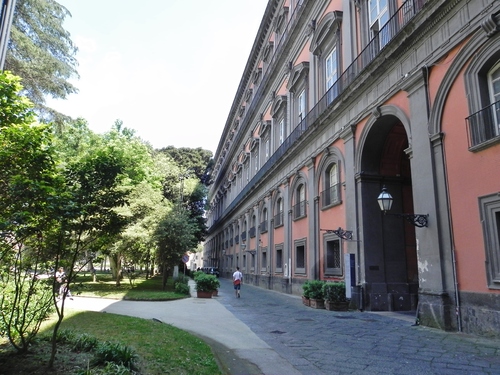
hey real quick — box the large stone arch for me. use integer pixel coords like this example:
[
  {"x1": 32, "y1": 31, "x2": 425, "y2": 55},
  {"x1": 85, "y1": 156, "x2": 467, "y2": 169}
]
[{"x1": 355, "y1": 105, "x2": 418, "y2": 312}]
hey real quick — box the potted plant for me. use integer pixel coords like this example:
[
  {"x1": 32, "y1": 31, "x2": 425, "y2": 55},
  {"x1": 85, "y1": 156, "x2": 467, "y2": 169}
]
[
  {"x1": 194, "y1": 273, "x2": 220, "y2": 298},
  {"x1": 323, "y1": 281, "x2": 350, "y2": 311},
  {"x1": 308, "y1": 280, "x2": 326, "y2": 309},
  {"x1": 302, "y1": 280, "x2": 312, "y2": 306}
]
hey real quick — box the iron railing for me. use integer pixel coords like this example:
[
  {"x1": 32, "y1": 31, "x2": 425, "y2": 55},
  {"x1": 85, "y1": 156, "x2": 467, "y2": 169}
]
[
  {"x1": 293, "y1": 201, "x2": 307, "y2": 220},
  {"x1": 249, "y1": 226, "x2": 256, "y2": 238},
  {"x1": 260, "y1": 220, "x2": 268, "y2": 233},
  {"x1": 274, "y1": 212, "x2": 284, "y2": 227},
  {"x1": 320, "y1": 183, "x2": 341, "y2": 208},
  {"x1": 466, "y1": 100, "x2": 500, "y2": 148}
]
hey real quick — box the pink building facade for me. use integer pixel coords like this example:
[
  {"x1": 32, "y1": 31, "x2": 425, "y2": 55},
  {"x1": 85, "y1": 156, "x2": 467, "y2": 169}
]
[{"x1": 205, "y1": 0, "x2": 500, "y2": 337}]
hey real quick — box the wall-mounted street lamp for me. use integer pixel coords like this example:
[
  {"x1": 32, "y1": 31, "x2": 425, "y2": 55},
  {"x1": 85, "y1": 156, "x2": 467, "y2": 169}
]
[
  {"x1": 320, "y1": 227, "x2": 353, "y2": 240},
  {"x1": 377, "y1": 186, "x2": 428, "y2": 228}
]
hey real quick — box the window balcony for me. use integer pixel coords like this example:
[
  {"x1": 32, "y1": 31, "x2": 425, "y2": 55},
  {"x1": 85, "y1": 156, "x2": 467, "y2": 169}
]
[
  {"x1": 293, "y1": 201, "x2": 307, "y2": 220},
  {"x1": 241, "y1": 231, "x2": 247, "y2": 241},
  {"x1": 466, "y1": 100, "x2": 500, "y2": 149},
  {"x1": 274, "y1": 212, "x2": 284, "y2": 228},
  {"x1": 259, "y1": 220, "x2": 268, "y2": 233},
  {"x1": 249, "y1": 227, "x2": 256, "y2": 238},
  {"x1": 321, "y1": 183, "x2": 341, "y2": 208}
]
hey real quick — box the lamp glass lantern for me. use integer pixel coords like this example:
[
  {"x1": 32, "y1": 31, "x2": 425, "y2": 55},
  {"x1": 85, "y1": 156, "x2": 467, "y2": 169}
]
[{"x1": 377, "y1": 186, "x2": 393, "y2": 212}]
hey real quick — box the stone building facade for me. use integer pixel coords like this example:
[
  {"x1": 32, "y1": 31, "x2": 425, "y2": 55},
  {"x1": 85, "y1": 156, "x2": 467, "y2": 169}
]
[{"x1": 205, "y1": 0, "x2": 500, "y2": 337}]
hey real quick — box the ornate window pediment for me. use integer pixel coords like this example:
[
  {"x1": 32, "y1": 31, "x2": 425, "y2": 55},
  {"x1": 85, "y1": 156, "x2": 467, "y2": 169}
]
[
  {"x1": 271, "y1": 95, "x2": 288, "y2": 117},
  {"x1": 250, "y1": 137, "x2": 260, "y2": 151},
  {"x1": 263, "y1": 41, "x2": 274, "y2": 62},
  {"x1": 287, "y1": 62, "x2": 310, "y2": 93},
  {"x1": 275, "y1": 6, "x2": 289, "y2": 32},
  {"x1": 310, "y1": 11, "x2": 343, "y2": 56},
  {"x1": 253, "y1": 68, "x2": 262, "y2": 84},
  {"x1": 245, "y1": 88, "x2": 253, "y2": 102},
  {"x1": 259, "y1": 120, "x2": 272, "y2": 137}
]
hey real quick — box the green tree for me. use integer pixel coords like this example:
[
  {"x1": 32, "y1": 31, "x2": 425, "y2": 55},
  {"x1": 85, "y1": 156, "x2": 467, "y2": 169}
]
[
  {"x1": 155, "y1": 205, "x2": 198, "y2": 289},
  {"x1": 47, "y1": 144, "x2": 132, "y2": 367},
  {"x1": 158, "y1": 146, "x2": 213, "y2": 185},
  {"x1": 5, "y1": 0, "x2": 79, "y2": 121},
  {"x1": 0, "y1": 72, "x2": 61, "y2": 354}
]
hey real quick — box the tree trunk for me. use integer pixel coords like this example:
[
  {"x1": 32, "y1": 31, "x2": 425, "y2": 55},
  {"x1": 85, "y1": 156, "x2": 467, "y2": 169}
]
[
  {"x1": 162, "y1": 264, "x2": 169, "y2": 290},
  {"x1": 109, "y1": 253, "x2": 122, "y2": 286}
]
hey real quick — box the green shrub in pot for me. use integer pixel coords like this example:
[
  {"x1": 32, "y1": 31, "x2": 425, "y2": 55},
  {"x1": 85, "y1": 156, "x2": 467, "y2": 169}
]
[{"x1": 323, "y1": 281, "x2": 347, "y2": 303}]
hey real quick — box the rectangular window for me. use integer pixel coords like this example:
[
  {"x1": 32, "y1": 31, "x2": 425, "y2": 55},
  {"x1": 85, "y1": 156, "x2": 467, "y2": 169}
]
[
  {"x1": 276, "y1": 246, "x2": 283, "y2": 271},
  {"x1": 265, "y1": 139, "x2": 270, "y2": 159},
  {"x1": 296, "y1": 245, "x2": 305, "y2": 269},
  {"x1": 279, "y1": 118, "x2": 285, "y2": 145},
  {"x1": 325, "y1": 48, "x2": 338, "y2": 104},
  {"x1": 295, "y1": 239, "x2": 306, "y2": 273},
  {"x1": 298, "y1": 89, "x2": 306, "y2": 122},
  {"x1": 261, "y1": 250, "x2": 267, "y2": 272},
  {"x1": 479, "y1": 194, "x2": 500, "y2": 289},
  {"x1": 325, "y1": 238, "x2": 342, "y2": 276},
  {"x1": 369, "y1": 0, "x2": 390, "y2": 48}
]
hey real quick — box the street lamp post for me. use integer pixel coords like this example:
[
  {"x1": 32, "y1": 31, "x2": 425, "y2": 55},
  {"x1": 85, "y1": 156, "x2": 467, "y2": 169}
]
[{"x1": 377, "y1": 186, "x2": 429, "y2": 228}]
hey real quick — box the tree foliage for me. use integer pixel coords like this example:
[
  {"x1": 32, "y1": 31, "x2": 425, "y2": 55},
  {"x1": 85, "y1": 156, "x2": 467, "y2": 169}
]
[
  {"x1": 158, "y1": 146, "x2": 213, "y2": 185},
  {"x1": 155, "y1": 205, "x2": 198, "y2": 289},
  {"x1": 5, "y1": 0, "x2": 79, "y2": 121},
  {"x1": 0, "y1": 72, "x2": 61, "y2": 353},
  {"x1": 0, "y1": 72, "x2": 213, "y2": 361}
]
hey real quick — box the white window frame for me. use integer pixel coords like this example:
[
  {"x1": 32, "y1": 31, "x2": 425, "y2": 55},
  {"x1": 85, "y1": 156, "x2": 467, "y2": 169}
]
[
  {"x1": 298, "y1": 89, "x2": 306, "y2": 121},
  {"x1": 325, "y1": 48, "x2": 337, "y2": 92},
  {"x1": 369, "y1": 0, "x2": 390, "y2": 48},
  {"x1": 279, "y1": 118, "x2": 285, "y2": 145},
  {"x1": 488, "y1": 61, "x2": 500, "y2": 135}
]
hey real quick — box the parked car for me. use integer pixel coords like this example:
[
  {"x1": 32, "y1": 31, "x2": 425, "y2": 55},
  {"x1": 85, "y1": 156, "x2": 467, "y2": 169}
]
[{"x1": 208, "y1": 267, "x2": 219, "y2": 278}]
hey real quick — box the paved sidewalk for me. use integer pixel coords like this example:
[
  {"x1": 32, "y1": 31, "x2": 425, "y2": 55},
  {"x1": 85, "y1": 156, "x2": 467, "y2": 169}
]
[
  {"x1": 65, "y1": 278, "x2": 500, "y2": 375},
  {"x1": 65, "y1": 280, "x2": 298, "y2": 375}
]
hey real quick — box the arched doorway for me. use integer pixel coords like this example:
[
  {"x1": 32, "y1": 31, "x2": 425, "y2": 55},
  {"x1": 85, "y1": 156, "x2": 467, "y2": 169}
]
[{"x1": 358, "y1": 116, "x2": 418, "y2": 311}]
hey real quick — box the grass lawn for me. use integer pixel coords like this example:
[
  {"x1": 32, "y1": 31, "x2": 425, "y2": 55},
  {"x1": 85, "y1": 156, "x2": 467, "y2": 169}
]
[
  {"x1": 72, "y1": 272, "x2": 188, "y2": 300},
  {"x1": 0, "y1": 273, "x2": 222, "y2": 374}
]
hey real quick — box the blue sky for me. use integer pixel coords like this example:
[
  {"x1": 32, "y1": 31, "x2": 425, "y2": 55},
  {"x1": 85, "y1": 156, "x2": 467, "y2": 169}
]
[{"x1": 47, "y1": 0, "x2": 268, "y2": 153}]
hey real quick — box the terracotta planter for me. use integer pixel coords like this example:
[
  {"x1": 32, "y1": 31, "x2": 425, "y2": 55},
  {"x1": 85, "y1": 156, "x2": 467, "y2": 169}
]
[
  {"x1": 309, "y1": 298, "x2": 325, "y2": 309},
  {"x1": 302, "y1": 296, "x2": 310, "y2": 306},
  {"x1": 212, "y1": 289, "x2": 218, "y2": 297},
  {"x1": 197, "y1": 290, "x2": 213, "y2": 298},
  {"x1": 325, "y1": 300, "x2": 349, "y2": 311}
]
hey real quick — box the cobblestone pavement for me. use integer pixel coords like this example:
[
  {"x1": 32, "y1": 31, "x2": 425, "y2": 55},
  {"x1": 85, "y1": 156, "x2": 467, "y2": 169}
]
[{"x1": 215, "y1": 278, "x2": 500, "y2": 375}]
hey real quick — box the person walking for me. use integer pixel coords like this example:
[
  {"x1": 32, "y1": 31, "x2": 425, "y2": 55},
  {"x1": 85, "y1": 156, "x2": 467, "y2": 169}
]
[
  {"x1": 232, "y1": 267, "x2": 243, "y2": 298},
  {"x1": 55, "y1": 267, "x2": 73, "y2": 300}
]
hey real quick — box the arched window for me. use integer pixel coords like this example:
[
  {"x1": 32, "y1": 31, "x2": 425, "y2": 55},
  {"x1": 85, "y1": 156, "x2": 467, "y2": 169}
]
[
  {"x1": 242, "y1": 220, "x2": 247, "y2": 241},
  {"x1": 294, "y1": 184, "x2": 307, "y2": 219},
  {"x1": 464, "y1": 32, "x2": 500, "y2": 149},
  {"x1": 260, "y1": 207, "x2": 268, "y2": 233},
  {"x1": 250, "y1": 214, "x2": 257, "y2": 238},
  {"x1": 274, "y1": 197, "x2": 284, "y2": 227},
  {"x1": 322, "y1": 163, "x2": 340, "y2": 207}
]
